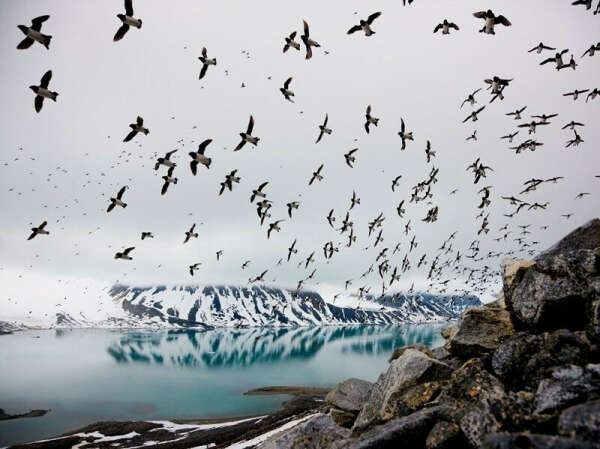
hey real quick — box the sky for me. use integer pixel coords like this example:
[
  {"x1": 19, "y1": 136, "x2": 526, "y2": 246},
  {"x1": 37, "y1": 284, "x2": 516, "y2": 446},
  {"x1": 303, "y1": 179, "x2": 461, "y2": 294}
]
[{"x1": 0, "y1": 0, "x2": 599, "y2": 309}]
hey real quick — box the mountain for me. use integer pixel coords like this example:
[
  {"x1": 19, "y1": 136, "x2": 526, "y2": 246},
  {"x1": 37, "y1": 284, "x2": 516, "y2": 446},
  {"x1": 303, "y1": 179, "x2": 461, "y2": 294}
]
[{"x1": 92, "y1": 284, "x2": 481, "y2": 328}]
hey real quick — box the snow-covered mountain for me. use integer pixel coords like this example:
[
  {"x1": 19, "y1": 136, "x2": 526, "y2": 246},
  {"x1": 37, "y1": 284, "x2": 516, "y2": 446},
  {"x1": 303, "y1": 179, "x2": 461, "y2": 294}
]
[{"x1": 94, "y1": 284, "x2": 481, "y2": 328}]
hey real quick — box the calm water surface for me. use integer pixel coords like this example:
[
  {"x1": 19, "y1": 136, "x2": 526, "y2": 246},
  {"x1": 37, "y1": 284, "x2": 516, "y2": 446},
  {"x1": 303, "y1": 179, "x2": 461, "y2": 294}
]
[{"x1": 0, "y1": 324, "x2": 445, "y2": 446}]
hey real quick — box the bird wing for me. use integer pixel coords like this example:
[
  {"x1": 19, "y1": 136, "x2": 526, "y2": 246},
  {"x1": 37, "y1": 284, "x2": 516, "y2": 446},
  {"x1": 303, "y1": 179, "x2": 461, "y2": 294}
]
[
  {"x1": 190, "y1": 161, "x2": 198, "y2": 176},
  {"x1": 199, "y1": 64, "x2": 208, "y2": 79},
  {"x1": 202, "y1": 47, "x2": 207, "y2": 58},
  {"x1": 233, "y1": 140, "x2": 246, "y2": 151},
  {"x1": 258, "y1": 181, "x2": 269, "y2": 191},
  {"x1": 31, "y1": 15, "x2": 50, "y2": 31},
  {"x1": 40, "y1": 70, "x2": 52, "y2": 88},
  {"x1": 539, "y1": 58, "x2": 554, "y2": 65},
  {"x1": 303, "y1": 20, "x2": 310, "y2": 38},
  {"x1": 433, "y1": 23, "x2": 442, "y2": 33},
  {"x1": 449, "y1": 23, "x2": 459, "y2": 30},
  {"x1": 347, "y1": 25, "x2": 362, "y2": 35},
  {"x1": 136, "y1": 116, "x2": 144, "y2": 126},
  {"x1": 367, "y1": 12, "x2": 382, "y2": 24},
  {"x1": 166, "y1": 149, "x2": 178, "y2": 159},
  {"x1": 123, "y1": 129, "x2": 137, "y2": 142},
  {"x1": 323, "y1": 113, "x2": 329, "y2": 126},
  {"x1": 117, "y1": 185, "x2": 127, "y2": 199},
  {"x1": 167, "y1": 165, "x2": 174, "y2": 177},
  {"x1": 197, "y1": 139, "x2": 212, "y2": 154},
  {"x1": 161, "y1": 181, "x2": 169, "y2": 195},
  {"x1": 495, "y1": 15, "x2": 511, "y2": 26},
  {"x1": 34, "y1": 96, "x2": 44, "y2": 113},
  {"x1": 123, "y1": 247, "x2": 135, "y2": 256},
  {"x1": 113, "y1": 23, "x2": 129, "y2": 41},
  {"x1": 473, "y1": 11, "x2": 487, "y2": 18},
  {"x1": 124, "y1": 0, "x2": 134, "y2": 17},
  {"x1": 247, "y1": 115, "x2": 254, "y2": 133}
]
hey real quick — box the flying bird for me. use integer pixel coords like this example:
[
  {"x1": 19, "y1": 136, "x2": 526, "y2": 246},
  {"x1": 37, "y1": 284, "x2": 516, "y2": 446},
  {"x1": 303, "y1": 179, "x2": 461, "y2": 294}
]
[
  {"x1": 280, "y1": 77, "x2": 295, "y2": 102},
  {"x1": 364, "y1": 105, "x2": 379, "y2": 133},
  {"x1": 301, "y1": 20, "x2": 320, "y2": 60},
  {"x1": 309, "y1": 164, "x2": 324, "y2": 185},
  {"x1": 27, "y1": 221, "x2": 49, "y2": 240},
  {"x1": 347, "y1": 12, "x2": 382, "y2": 36},
  {"x1": 123, "y1": 116, "x2": 149, "y2": 142},
  {"x1": 30, "y1": 70, "x2": 58, "y2": 113},
  {"x1": 198, "y1": 47, "x2": 217, "y2": 79},
  {"x1": 344, "y1": 148, "x2": 359, "y2": 168},
  {"x1": 434, "y1": 19, "x2": 459, "y2": 34},
  {"x1": 17, "y1": 15, "x2": 51, "y2": 49},
  {"x1": 234, "y1": 115, "x2": 259, "y2": 151},
  {"x1": 114, "y1": 247, "x2": 135, "y2": 260},
  {"x1": 473, "y1": 10, "x2": 511, "y2": 34},
  {"x1": 189, "y1": 139, "x2": 212, "y2": 175},
  {"x1": 315, "y1": 114, "x2": 332, "y2": 143},
  {"x1": 161, "y1": 166, "x2": 178, "y2": 195},
  {"x1": 184, "y1": 224, "x2": 198, "y2": 244},
  {"x1": 155, "y1": 150, "x2": 177, "y2": 171},
  {"x1": 107, "y1": 186, "x2": 128, "y2": 212},
  {"x1": 283, "y1": 31, "x2": 300, "y2": 53},
  {"x1": 113, "y1": 0, "x2": 142, "y2": 42}
]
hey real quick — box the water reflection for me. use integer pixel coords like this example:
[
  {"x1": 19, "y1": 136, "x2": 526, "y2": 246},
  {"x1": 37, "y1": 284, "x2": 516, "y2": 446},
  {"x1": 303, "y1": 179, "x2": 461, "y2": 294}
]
[{"x1": 106, "y1": 324, "x2": 445, "y2": 369}]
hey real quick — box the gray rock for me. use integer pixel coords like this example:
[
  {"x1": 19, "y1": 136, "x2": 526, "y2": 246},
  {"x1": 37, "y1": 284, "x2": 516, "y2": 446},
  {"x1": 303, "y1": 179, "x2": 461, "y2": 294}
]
[
  {"x1": 353, "y1": 349, "x2": 453, "y2": 430},
  {"x1": 258, "y1": 413, "x2": 350, "y2": 449},
  {"x1": 558, "y1": 400, "x2": 600, "y2": 441},
  {"x1": 426, "y1": 420, "x2": 465, "y2": 449},
  {"x1": 330, "y1": 408, "x2": 357, "y2": 428},
  {"x1": 534, "y1": 364, "x2": 600, "y2": 415},
  {"x1": 460, "y1": 399, "x2": 502, "y2": 448},
  {"x1": 504, "y1": 218, "x2": 600, "y2": 336},
  {"x1": 483, "y1": 432, "x2": 600, "y2": 449},
  {"x1": 325, "y1": 378, "x2": 373, "y2": 413},
  {"x1": 491, "y1": 329, "x2": 591, "y2": 391},
  {"x1": 389, "y1": 343, "x2": 434, "y2": 362},
  {"x1": 445, "y1": 306, "x2": 515, "y2": 359}
]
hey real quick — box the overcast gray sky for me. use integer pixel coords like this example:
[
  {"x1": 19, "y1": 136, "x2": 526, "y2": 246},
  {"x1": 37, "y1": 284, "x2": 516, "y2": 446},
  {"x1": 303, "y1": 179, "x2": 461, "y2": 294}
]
[{"x1": 0, "y1": 0, "x2": 598, "y2": 305}]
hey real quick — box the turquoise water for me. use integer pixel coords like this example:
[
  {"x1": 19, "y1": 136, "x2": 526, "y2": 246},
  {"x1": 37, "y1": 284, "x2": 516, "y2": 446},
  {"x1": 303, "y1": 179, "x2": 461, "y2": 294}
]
[{"x1": 0, "y1": 324, "x2": 445, "y2": 446}]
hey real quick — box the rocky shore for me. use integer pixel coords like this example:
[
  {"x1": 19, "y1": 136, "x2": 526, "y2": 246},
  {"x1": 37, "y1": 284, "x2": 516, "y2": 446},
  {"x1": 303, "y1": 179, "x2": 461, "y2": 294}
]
[{"x1": 8, "y1": 219, "x2": 599, "y2": 448}]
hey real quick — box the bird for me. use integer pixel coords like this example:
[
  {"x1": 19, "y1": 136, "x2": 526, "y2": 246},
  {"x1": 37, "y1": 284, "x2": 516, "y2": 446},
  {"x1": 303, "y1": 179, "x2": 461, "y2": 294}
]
[
  {"x1": 189, "y1": 139, "x2": 212, "y2": 175},
  {"x1": 463, "y1": 106, "x2": 485, "y2": 123},
  {"x1": 347, "y1": 12, "x2": 382, "y2": 36},
  {"x1": 575, "y1": 192, "x2": 590, "y2": 199},
  {"x1": 107, "y1": 186, "x2": 128, "y2": 212},
  {"x1": 141, "y1": 232, "x2": 154, "y2": 240},
  {"x1": 184, "y1": 224, "x2": 198, "y2": 244},
  {"x1": 30, "y1": 70, "x2": 58, "y2": 113},
  {"x1": 301, "y1": 20, "x2": 320, "y2": 60},
  {"x1": 219, "y1": 170, "x2": 241, "y2": 195},
  {"x1": 280, "y1": 77, "x2": 295, "y2": 102},
  {"x1": 571, "y1": 0, "x2": 593, "y2": 10},
  {"x1": 518, "y1": 121, "x2": 548, "y2": 135},
  {"x1": 315, "y1": 114, "x2": 332, "y2": 143},
  {"x1": 506, "y1": 106, "x2": 527, "y2": 120},
  {"x1": 189, "y1": 263, "x2": 202, "y2": 276},
  {"x1": 155, "y1": 150, "x2": 177, "y2": 171},
  {"x1": 216, "y1": 250, "x2": 223, "y2": 261},
  {"x1": 587, "y1": 88, "x2": 599, "y2": 102},
  {"x1": 398, "y1": 118, "x2": 414, "y2": 149},
  {"x1": 241, "y1": 260, "x2": 251, "y2": 269},
  {"x1": 344, "y1": 148, "x2": 359, "y2": 168},
  {"x1": 364, "y1": 105, "x2": 379, "y2": 133},
  {"x1": 309, "y1": 164, "x2": 324, "y2": 185},
  {"x1": 123, "y1": 116, "x2": 149, "y2": 142},
  {"x1": 283, "y1": 31, "x2": 300, "y2": 53},
  {"x1": 267, "y1": 220, "x2": 284, "y2": 239},
  {"x1": 27, "y1": 221, "x2": 49, "y2": 240},
  {"x1": 434, "y1": 19, "x2": 459, "y2": 34},
  {"x1": 287, "y1": 239, "x2": 298, "y2": 261},
  {"x1": 563, "y1": 89, "x2": 589, "y2": 101},
  {"x1": 349, "y1": 191, "x2": 360, "y2": 210},
  {"x1": 198, "y1": 47, "x2": 217, "y2": 79},
  {"x1": 582, "y1": 42, "x2": 600, "y2": 57},
  {"x1": 531, "y1": 113, "x2": 558, "y2": 124},
  {"x1": 528, "y1": 42, "x2": 555, "y2": 54},
  {"x1": 326, "y1": 209, "x2": 336, "y2": 228},
  {"x1": 473, "y1": 10, "x2": 511, "y2": 34},
  {"x1": 391, "y1": 176, "x2": 402, "y2": 192},
  {"x1": 161, "y1": 166, "x2": 178, "y2": 195},
  {"x1": 234, "y1": 115, "x2": 259, "y2": 151},
  {"x1": 113, "y1": 0, "x2": 142, "y2": 42},
  {"x1": 17, "y1": 15, "x2": 51, "y2": 49},
  {"x1": 115, "y1": 247, "x2": 135, "y2": 260},
  {"x1": 540, "y1": 49, "x2": 569, "y2": 69},
  {"x1": 460, "y1": 88, "x2": 482, "y2": 108},
  {"x1": 250, "y1": 182, "x2": 269, "y2": 203},
  {"x1": 286, "y1": 201, "x2": 300, "y2": 218},
  {"x1": 425, "y1": 141, "x2": 436, "y2": 162},
  {"x1": 466, "y1": 130, "x2": 477, "y2": 141}
]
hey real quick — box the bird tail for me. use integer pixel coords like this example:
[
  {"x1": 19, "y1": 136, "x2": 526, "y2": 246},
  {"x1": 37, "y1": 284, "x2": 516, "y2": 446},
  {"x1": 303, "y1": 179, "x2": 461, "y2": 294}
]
[
  {"x1": 137, "y1": 19, "x2": 142, "y2": 28},
  {"x1": 44, "y1": 35, "x2": 52, "y2": 49},
  {"x1": 207, "y1": 157, "x2": 212, "y2": 168},
  {"x1": 51, "y1": 92, "x2": 58, "y2": 101},
  {"x1": 174, "y1": 178, "x2": 178, "y2": 184},
  {"x1": 123, "y1": 203, "x2": 128, "y2": 208}
]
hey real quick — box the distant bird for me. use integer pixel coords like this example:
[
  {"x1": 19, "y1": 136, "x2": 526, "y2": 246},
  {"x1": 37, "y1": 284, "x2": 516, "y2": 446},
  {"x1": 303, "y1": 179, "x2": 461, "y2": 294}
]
[
  {"x1": 587, "y1": 88, "x2": 599, "y2": 102},
  {"x1": 316, "y1": 114, "x2": 332, "y2": 143},
  {"x1": 283, "y1": 31, "x2": 300, "y2": 53},
  {"x1": 391, "y1": 175, "x2": 402, "y2": 192},
  {"x1": 425, "y1": 140, "x2": 436, "y2": 162},
  {"x1": 241, "y1": 260, "x2": 251, "y2": 269},
  {"x1": 528, "y1": 42, "x2": 555, "y2": 54},
  {"x1": 184, "y1": 224, "x2": 198, "y2": 244},
  {"x1": 141, "y1": 232, "x2": 154, "y2": 240},
  {"x1": 30, "y1": 70, "x2": 58, "y2": 113},
  {"x1": 155, "y1": 149, "x2": 177, "y2": 171},
  {"x1": 280, "y1": 77, "x2": 295, "y2": 102},
  {"x1": 563, "y1": 89, "x2": 589, "y2": 101},
  {"x1": 189, "y1": 263, "x2": 201, "y2": 276},
  {"x1": 250, "y1": 182, "x2": 269, "y2": 203},
  {"x1": 506, "y1": 106, "x2": 527, "y2": 120},
  {"x1": 398, "y1": 118, "x2": 414, "y2": 149},
  {"x1": 115, "y1": 247, "x2": 134, "y2": 260},
  {"x1": 17, "y1": 15, "x2": 51, "y2": 49},
  {"x1": 473, "y1": 10, "x2": 511, "y2": 34},
  {"x1": 216, "y1": 250, "x2": 223, "y2": 261},
  {"x1": 219, "y1": 169, "x2": 241, "y2": 195},
  {"x1": 540, "y1": 49, "x2": 569, "y2": 69},
  {"x1": 286, "y1": 201, "x2": 300, "y2": 218},
  {"x1": 347, "y1": 12, "x2": 382, "y2": 36},
  {"x1": 434, "y1": 19, "x2": 459, "y2": 34},
  {"x1": 518, "y1": 120, "x2": 548, "y2": 135},
  {"x1": 161, "y1": 166, "x2": 178, "y2": 195},
  {"x1": 267, "y1": 220, "x2": 284, "y2": 239},
  {"x1": 198, "y1": 47, "x2": 217, "y2": 79},
  {"x1": 189, "y1": 139, "x2": 212, "y2": 175},
  {"x1": 301, "y1": 20, "x2": 320, "y2": 59},
  {"x1": 27, "y1": 221, "x2": 49, "y2": 240},
  {"x1": 582, "y1": 42, "x2": 600, "y2": 57},
  {"x1": 531, "y1": 113, "x2": 558, "y2": 124},
  {"x1": 466, "y1": 130, "x2": 477, "y2": 141},
  {"x1": 463, "y1": 106, "x2": 485, "y2": 123},
  {"x1": 234, "y1": 115, "x2": 259, "y2": 151},
  {"x1": 113, "y1": 0, "x2": 142, "y2": 42},
  {"x1": 349, "y1": 191, "x2": 360, "y2": 210},
  {"x1": 460, "y1": 88, "x2": 482, "y2": 108},
  {"x1": 344, "y1": 148, "x2": 358, "y2": 168},
  {"x1": 309, "y1": 164, "x2": 324, "y2": 185},
  {"x1": 107, "y1": 186, "x2": 128, "y2": 212},
  {"x1": 562, "y1": 121, "x2": 584, "y2": 130},
  {"x1": 575, "y1": 192, "x2": 590, "y2": 199},
  {"x1": 364, "y1": 105, "x2": 379, "y2": 133},
  {"x1": 123, "y1": 116, "x2": 149, "y2": 142},
  {"x1": 326, "y1": 209, "x2": 336, "y2": 227}
]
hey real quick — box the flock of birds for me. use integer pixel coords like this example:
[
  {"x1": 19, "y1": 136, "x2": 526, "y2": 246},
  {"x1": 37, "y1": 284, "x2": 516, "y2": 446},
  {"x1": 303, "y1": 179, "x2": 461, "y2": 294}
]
[{"x1": 9, "y1": 0, "x2": 600, "y2": 316}]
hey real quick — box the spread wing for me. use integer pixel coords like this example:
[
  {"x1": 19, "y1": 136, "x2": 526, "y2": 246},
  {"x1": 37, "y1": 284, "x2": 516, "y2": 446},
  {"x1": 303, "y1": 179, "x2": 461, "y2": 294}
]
[
  {"x1": 199, "y1": 64, "x2": 208, "y2": 79},
  {"x1": 161, "y1": 181, "x2": 169, "y2": 195},
  {"x1": 347, "y1": 24, "x2": 362, "y2": 34},
  {"x1": 17, "y1": 37, "x2": 35, "y2": 49},
  {"x1": 284, "y1": 77, "x2": 292, "y2": 89},
  {"x1": 40, "y1": 70, "x2": 52, "y2": 88},
  {"x1": 124, "y1": 0, "x2": 134, "y2": 17},
  {"x1": 367, "y1": 12, "x2": 382, "y2": 24},
  {"x1": 433, "y1": 23, "x2": 442, "y2": 33},
  {"x1": 31, "y1": 15, "x2": 50, "y2": 31},
  {"x1": 190, "y1": 160, "x2": 198, "y2": 176},
  {"x1": 123, "y1": 129, "x2": 137, "y2": 142},
  {"x1": 113, "y1": 23, "x2": 129, "y2": 41},
  {"x1": 233, "y1": 140, "x2": 246, "y2": 152},
  {"x1": 495, "y1": 15, "x2": 511, "y2": 26},
  {"x1": 303, "y1": 20, "x2": 310, "y2": 38},
  {"x1": 247, "y1": 115, "x2": 254, "y2": 134},
  {"x1": 165, "y1": 149, "x2": 178, "y2": 159},
  {"x1": 198, "y1": 139, "x2": 212, "y2": 154},
  {"x1": 117, "y1": 185, "x2": 127, "y2": 199},
  {"x1": 473, "y1": 11, "x2": 487, "y2": 19},
  {"x1": 34, "y1": 96, "x2": 44, "y2": 113}
]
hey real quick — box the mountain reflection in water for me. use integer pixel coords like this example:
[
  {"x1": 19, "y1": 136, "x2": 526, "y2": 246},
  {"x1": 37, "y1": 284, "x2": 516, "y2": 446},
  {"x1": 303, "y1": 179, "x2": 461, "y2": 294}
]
[{"x1": 106, "y1": 324, "x2": 446, "y2": 369}]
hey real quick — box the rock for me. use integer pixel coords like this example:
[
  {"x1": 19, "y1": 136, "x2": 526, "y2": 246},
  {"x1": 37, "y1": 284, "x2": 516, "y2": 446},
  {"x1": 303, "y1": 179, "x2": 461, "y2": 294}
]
[
  {"x1": 491, "y1": 329, "x2": 591, "y2": 391},
  {"x1": 558, "y1": 400, "x2": 600, "y2": 441},
  {"x1": 445, "y1": 306, "x2": 515, "y2": 359},
  {"x1": 483, "y1": 432, "x2": 600, "y2": 449},
  {"x1": 325, "y1": 378, "x2": 373, "y2": 413},
  {"x1": 504, "y1": 219, "x2": 600, "y2": 336},
  {"x1": 389, "y1": 343, "x2": 434, "y2": 362},
  {"x1": 432, "y1": 346, "x2": 450, "y2": 360},
  {"x1": 353, "y1": 349, "x2": 453, "y2": 430},
  {"x1": 258, "y1": 414, "x2": 351, "y2": 449},
  {"x1": 460, "y1": 400, "x2": 502, "y2": 448},
  {"x1": 426, "y1": 420, "x2": 465, "y2": 449},
  {"x1": 534, "y1": 364, "x2": 600, "y2": 415},
  {"x1": 441, "y1": 325, "x2": 457, "y2": 340},
  {"x1": 441, "y1": 358, "x2": 506, "y2": 407},
  {"x1": 330, "y1": 408, "x2": 357, "y2": 428}
]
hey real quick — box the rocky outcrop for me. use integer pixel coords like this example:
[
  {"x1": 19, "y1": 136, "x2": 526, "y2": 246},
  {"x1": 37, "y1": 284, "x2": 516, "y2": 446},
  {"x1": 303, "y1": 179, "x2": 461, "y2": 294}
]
[{"x1": 255, "y1": 219, "x2": 600, "y2": 449}]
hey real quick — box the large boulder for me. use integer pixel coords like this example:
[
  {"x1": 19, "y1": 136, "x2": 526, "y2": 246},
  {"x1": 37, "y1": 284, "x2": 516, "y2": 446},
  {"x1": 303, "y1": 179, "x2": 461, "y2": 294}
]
[
  {"x1": 558, "y1": 400, "x2": 600, "y2": 441},
  {"x1": 325, "y1": 378, "x2": 373, "y2": 413},
  {"x1": 258, "y1": 414, "x2": 351, "y2": 449},
  {"x1": 353, "y1": 349, "x2": 453, "y2": 431},
  {"x1": 504, "y1": 219, "x2": 600, "y2": 337},
  {"x1": 444, "y1": 305, "x2": 515, "y2": 359},
  {"x1": 389, "y1": 343, "x2": 434, "y2": 362},
  {"x1": 491, "y1": 329, "x2": 591, "y2": 391},
  {"x1": 425, "y1": 420, "x2": 466, "y2": 449},
  {"x1": 534, "y1": 364, "x2": 600, "y2": 415}
]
